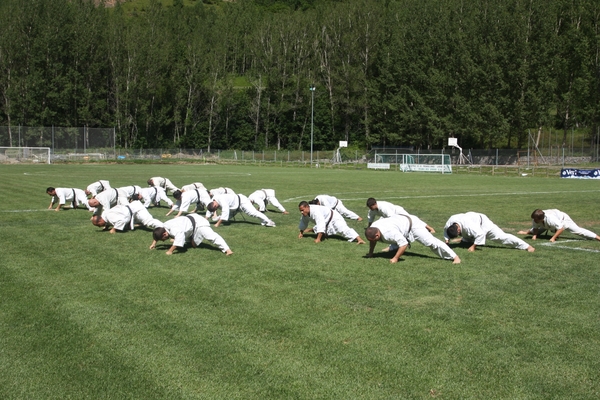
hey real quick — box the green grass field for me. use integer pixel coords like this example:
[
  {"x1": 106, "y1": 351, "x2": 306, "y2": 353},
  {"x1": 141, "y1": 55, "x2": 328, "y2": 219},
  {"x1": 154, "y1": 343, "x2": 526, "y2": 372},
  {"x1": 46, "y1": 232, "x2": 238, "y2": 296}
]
[{"x1": 1, "y1": 163, "x2": 599, "y2": 399}]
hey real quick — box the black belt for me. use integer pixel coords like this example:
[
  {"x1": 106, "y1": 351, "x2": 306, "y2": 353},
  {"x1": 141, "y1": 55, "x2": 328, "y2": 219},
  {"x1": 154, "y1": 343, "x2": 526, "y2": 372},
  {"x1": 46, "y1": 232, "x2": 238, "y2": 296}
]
[
  {"x1": 325, "y1": 210, "x2": 334, "y2": 231},
  {"x1": 126, "y1": 205, "x2": 134, "y2": 229},
  {"x1": 99, "y1": 182, "x2": 104, "y2": 191},
  {"x1": 71, "y1": 189, "x2": 78, "y2": 208},
  {"x1": 261, "y1": 190, "x2": 269, "y2": 206},
  {"x1": 186, "y1": 215, "x2": 197, "y2": 235},
  {"x1": 399, "y1": 214, "x2": 413, "y2": 247},
  {"x1": 235, "y1": 195, "x2": 242, "y2": 213},
  {"x1": 194, "y1": 189, "x2": 204, "y2": 210}
]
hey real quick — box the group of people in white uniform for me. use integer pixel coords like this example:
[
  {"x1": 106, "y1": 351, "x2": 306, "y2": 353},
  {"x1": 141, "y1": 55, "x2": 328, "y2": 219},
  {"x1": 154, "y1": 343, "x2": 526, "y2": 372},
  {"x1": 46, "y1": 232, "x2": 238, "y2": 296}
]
[
  {"x1": 47, "y1": 178, "x2": 600, "y2": 262},
  {"x1": 47, "y1": 177, "x2": 293, "y2": 256}
]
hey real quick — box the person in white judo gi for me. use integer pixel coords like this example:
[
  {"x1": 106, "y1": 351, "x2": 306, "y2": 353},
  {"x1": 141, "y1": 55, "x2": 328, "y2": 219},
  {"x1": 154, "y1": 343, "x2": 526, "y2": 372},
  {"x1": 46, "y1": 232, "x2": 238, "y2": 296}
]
[
  {"x1": 209, "y1": 187, "x2": 235, "y2": 197},
  {"x1": 91, "y1": 200, "x2": 164, "y2": 234},
  {"x1": 444, "y1": 212, "x2": 535, "y2": 252},
  {"x1": 207, "y1": 193, "x2": 276, "y2": 228},
  {"x1": 117, "y1": 185, "x2": 143, "y2": 201},
  {"x1": 298, "y1": 201, "x2": 365, "y2": 244},
  {"x1": 46, "y1": 187, "x2": 94, "y2": 211},
  {"x1": 518, "y1": 209, "x2": 600, "y2": 242},
  {"x1": 365, "y1": 215, "x2": 461, "y2": 264},
  {"x1": 88, "y1": 188, "x2": 130, "y2": 216},
  {"x1": 85, "y1": 180, "x2": 111, "y2": 197},
  {"x1": 365, "y1": 197, "x2": 436, "y2": 233},
  {"x1": 180, "y1": 182, "x2": 207, "y2": 192},
  {"x1": 149, "y1": 214, "x2": 233, "y2": 256},
  {"x1": 312, "y1": 194, "x2": 362, "y2": 221},
  {"x1": 248, "y1": 189, "x2": 289, "y2": 214},
  {"x1": 147, "y1": 177, "x2": 179, "y2": 194},
  {"x1": 134, "y1": 186, "x2": 174, "y2": 209},
  {"x1": 167, "y1": 188, "x2": 212, "y2": 218}
]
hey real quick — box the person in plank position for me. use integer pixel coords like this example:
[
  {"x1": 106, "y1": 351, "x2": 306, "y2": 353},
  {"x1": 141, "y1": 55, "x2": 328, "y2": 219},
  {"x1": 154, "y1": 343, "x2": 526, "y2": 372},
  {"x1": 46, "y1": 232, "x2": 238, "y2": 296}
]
[
  {"x1": 518, "y1": 209, "x2": 600, "y2": 242},
  {"x1": 365, "y1": 214, "x2": 460, "y2": 264},
  {"x1": 91, "y1": 200, "x2": 164, "y2": 234},
  {"x1": 444, "y1": 212, "x2": 535, "y2": 252},
  {"x1": 150, "y1": 214, "x2": 233, "y2": 256},
  {"x1": 298, "y1": 201, "x2": 365, "y2": 244}
]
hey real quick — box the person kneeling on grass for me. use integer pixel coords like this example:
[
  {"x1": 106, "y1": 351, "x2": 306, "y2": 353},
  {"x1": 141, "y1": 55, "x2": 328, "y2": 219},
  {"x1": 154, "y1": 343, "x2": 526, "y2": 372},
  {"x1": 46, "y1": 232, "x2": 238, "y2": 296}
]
[
  {"x1": 444, "y1": 212, "x2": 534, "y2": 253},
  {"x1": 518, "y1": 209, "x2": 600, "y2": 242},
  {"x1": 150, "y1": 213, "x2": 233, "y2": 256},
  {"x1": 365, "y1": 215, "x2": 461, "y2": 264},
  {"x1": 298, "y1": 201, "x2": 365, "y2": 244}
]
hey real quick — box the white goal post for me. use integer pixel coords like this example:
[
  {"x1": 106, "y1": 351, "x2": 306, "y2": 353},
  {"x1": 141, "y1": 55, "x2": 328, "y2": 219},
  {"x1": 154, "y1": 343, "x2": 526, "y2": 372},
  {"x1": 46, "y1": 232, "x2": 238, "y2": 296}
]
[
  {"x1": 0, "y1": 147, "x2": 51, "y2": 164},
  {"x1": 373, "y1": 153, "x2": 452, "y2": 173}
]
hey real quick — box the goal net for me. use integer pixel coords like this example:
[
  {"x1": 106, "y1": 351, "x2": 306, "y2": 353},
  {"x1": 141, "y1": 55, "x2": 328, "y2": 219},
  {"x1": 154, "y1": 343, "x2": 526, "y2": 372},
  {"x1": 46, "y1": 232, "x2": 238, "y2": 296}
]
[
  {"x1": 374, "y1": 153, "x2": 452, "y2": 173},
  {"x1": 0, "y1": 147, "x2": 51, "y2": 164}
]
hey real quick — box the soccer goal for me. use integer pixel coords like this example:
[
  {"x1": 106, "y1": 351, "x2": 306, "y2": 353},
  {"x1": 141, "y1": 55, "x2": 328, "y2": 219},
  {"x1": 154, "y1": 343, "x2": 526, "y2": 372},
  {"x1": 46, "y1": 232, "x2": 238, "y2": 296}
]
[
  {"x1": 374, "y1": 153, "x2": 452, "y2": 173},
  {"x1": 0, "y1": 147, "x2": 51, "y2": 164}
]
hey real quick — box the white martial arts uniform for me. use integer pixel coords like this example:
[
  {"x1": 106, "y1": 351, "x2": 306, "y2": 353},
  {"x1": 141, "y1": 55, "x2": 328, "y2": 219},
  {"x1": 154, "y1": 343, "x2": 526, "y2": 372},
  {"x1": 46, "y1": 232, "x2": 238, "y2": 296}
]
[
  {"x1": 209, "y1": 187, "x2": 235, "y2": 197},
  {"x1": 50, "y1": 188, "x2": 93, "y2": 210},
  {"x1": 443, "y1": 212, "x2": 530, "y2": 250},
  {"x1": 315, "y1": 194, "x2": 361, "y2": 220},
  {"x1": 102, "y1": 200, "x2": 164, "y2": 231},
  {"x1": 93, "y1": 188, "x2": 130, "y2": 216},
  {"x1": 367, "y1": 200, "x2": 409, "y2": 224},
  {"x1": 171, "y1": 188, "x2": 212, "y2": 214},
  {"x1": 212, "y1": 193, "x2": 274, "y2": 226},
  {"x1": 163, "y1": 214, "x2": 231, "y2": 253},
  {"x1": 372, "y1": 215, "x2": 457, "y2": 260},
  {"x1": 181, "y1": 183, "x2": 207, "y2": 192},
  {"x1": 149, "y1": 177, "x2": 179, "y2": 193},
  {"x1": 86, "y1": 180, "x2": 111, "y2": 197},
  {"x1": 139, "y1": 187, "x2": 173, "y2": 208},
  {"x1": 117, "y1": 185, "x2": 143, "y2": 201},
  {"x1": 248, "y1": 189, "x2": 287, "y2": 213},
  {"x1": 531, "y1": 209, "x2": 598, "y2": 240},
  {"x1": 299, "y1": 204, "x2": 359, "y2": 241}
]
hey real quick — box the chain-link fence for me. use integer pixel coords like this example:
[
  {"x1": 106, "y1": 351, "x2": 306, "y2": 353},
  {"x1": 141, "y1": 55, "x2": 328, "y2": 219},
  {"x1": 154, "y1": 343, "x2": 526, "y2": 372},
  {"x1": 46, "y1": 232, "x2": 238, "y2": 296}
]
[{"x1": 1, "y1": 126, "x2": 599, "y2": 166}]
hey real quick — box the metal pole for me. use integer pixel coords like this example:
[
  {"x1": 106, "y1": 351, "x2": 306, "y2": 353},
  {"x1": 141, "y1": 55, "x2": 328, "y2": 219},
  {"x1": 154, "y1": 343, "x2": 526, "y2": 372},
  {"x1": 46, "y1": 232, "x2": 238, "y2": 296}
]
[{"x1": 310, "y1": 85, "x2": 315, "y2": 166}]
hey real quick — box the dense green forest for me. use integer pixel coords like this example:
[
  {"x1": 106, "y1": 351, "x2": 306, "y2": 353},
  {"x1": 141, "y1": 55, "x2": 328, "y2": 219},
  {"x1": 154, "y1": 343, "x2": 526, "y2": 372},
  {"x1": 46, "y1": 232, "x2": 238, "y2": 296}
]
[{"x1": 0, "y1": 0, "x2": 599, "y2": 151}]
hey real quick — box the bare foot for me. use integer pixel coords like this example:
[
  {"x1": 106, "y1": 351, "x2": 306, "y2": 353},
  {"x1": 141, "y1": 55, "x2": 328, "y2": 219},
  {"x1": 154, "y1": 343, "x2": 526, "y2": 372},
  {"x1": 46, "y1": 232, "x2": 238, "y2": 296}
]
[
  {"x1": 527, "y1": 246, "x2": 535, "y2": 253},
  {"x1": 452, "y1": 256, "x2": 461, "y2": 264}
]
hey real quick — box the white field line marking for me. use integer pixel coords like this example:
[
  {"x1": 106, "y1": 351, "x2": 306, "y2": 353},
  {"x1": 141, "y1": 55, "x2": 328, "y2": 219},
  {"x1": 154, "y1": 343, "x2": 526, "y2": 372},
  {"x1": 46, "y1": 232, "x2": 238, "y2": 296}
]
[
  {"x1": 540, "y1": 239, "x2": 600, "y2": 253},
  {"x1": 1, "y1": 209, "x2": 49, "y2": 213},
  {"x1": 283, "y1": 189, "x2": 600, "y2": 203}
]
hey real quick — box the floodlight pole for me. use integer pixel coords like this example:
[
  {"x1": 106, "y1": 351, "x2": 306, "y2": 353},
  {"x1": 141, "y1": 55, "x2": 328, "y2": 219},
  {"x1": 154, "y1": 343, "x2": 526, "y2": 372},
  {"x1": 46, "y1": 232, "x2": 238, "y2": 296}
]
[{"x1": 310, "y1": 84, "x2": 315, "y2": 167}]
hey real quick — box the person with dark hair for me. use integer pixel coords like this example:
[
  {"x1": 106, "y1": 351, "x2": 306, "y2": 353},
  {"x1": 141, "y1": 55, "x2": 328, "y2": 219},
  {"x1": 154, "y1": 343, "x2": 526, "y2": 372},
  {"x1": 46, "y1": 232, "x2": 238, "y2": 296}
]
[
  {"x1": 88, "y1": 188, "x2": 130, "y2": 216},
  {"x1": 518, "y1": 209, "x2": 600, "y2": 242},
  {"x1": 208, "y1": 187, "x2": 235, "y2": 197},
  {"x1": 180, "y1": 182, "x2": 207, "y2": 192},
  {"x1": 298, "y1": 201, "x2": 365, "y2": 244},
  {"x1": 85, "y1": 180, "x2": 111, "y2": 197},
  {"x1": 312, "y1": 194, "x2": 362, "y2": 221},
  {"x1": 365, "y1": 215, "x2": 460, "y2": 264},
  {"x1": 116, "y1": 185, "x2": 143, "y2": 202},
  {"x1": 133, "y1": 186, "x2": 173, "y2": 208},
  {"x1": 47, "y1": 187, "x2": 94, "y2": 212},
  {"x1": 147, "y1": 177, "x2": 179, "y2": 194},
  {"x1": 149, "y1": 214, "x2": 232, "y2": 256},
  {"x1": 91, "y1": 200, "x2": 164, "y2": 234},
  {"x1": 207, "y1": 193, "x2": 275, "y2": 228},
  {"x1": 365, "y1": 197, "x2": 435, "y2": 233},
  {"x1": 444, "y1": 212, "x2": 534, "y2": 252},
  {"x1": 166, "y1": 188, "x2": 212, "y2": 218},
  {"x1": 248, "y1": 189, "x2": 289, "y2": 214}
]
